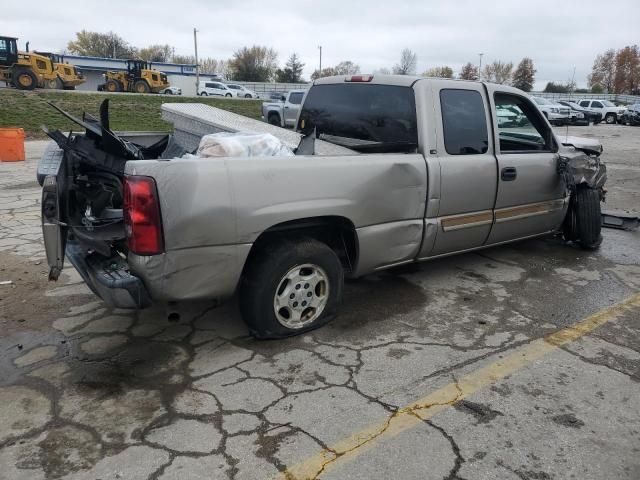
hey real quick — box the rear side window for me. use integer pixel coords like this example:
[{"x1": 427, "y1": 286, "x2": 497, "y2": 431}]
[
  {"x1": 592, "y1": 101, "x2": 603, "y2": 108},
  {"x1": 580, "y1": 100, "x2": 590, "y2": 107},
  {"x1": 297, "y1": 84, "x2": 418, "y2": 153},
  {"x1": 288, "y1": 92, "x2": 304, "y2": 104},
  {"x1": 440, "y1": 89, "x2": 488, "y2": 155},
  {"x1": 205, "y1": 82, "x2": 214, "y2": 88}
]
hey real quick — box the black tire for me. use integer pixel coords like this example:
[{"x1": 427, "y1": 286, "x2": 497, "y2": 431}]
[
  {"x1": 134, "y1": 80, "x2": 150, "y2": 93},
  {"x1": 268, "y1": 113, "x2": 281, "y2": 126},
  {"x1": 244, "y1": 93, "x2": 252, "y2": 98},
  {"x1": 12, "y1": 68, "x2": 37, "y2": 90},
  {"x1": 225, "y1": 93, "x2": 232, "y2": 97},
  {"x1": 200, "y1": 92, "x2": 208, "y2": 96},
  {"x1": 165, "y1": 89, "x2": 173, "y2": 95},
  {"x1": 240, "y1": 238, "x2": 344, "y2": 339},
  {"x1": 605, "y1": 113, "x2": 616, "y2": 124},
  {"x1": 105, "y1": 79, "x2": 121, "y2": 92},
  {"x1": 63, "y1": 86, "x2": 75, "y2": 90},
  {"x1": 566, "y1": 187, "x2": 602, "y2": 250}
]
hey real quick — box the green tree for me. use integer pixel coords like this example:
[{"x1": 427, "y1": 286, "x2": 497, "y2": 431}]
[
  {"x1": 275, "y1": 53, "x2": 305, "y2": 83},
  {"x1": 310, "y1": 60, "x2": 360, "y2": 80},
  {"x1": 138, "y1": 44, "x2": 174, "y2": 63},
  {"x1": 543, "y1": 82, "x2": 569, "y2": 93},
  {"x1": 422, "y1": 66, "x2": 454, "y2": 78},
  {"x1": 67, "y1": 30, "x2": 136, "y2": 58},
  {"x1": 511, "y1": 57, "x2": 536, "y2": 91},
  {"x1": 458, "y1": 62, "x2": 479, "y2": 81},
  {"x1": 229, "y1": 46, "x2": 278, "y2": 82}
]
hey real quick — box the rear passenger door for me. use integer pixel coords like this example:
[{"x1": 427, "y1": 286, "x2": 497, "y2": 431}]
[
  {"x1": 485, "y1": 87, "x2": 567, "y2": 244},
  {"x1": 423, "y1": 81, "x2": 498, "y2": 256}
]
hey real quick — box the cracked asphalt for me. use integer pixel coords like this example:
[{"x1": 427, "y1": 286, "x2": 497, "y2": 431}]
[{"x1": 1, "y1": 124, "x2": 639, "y2": 480}]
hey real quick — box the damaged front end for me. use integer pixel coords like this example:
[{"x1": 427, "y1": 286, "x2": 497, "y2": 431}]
[
  {"x1": 558, "y1": 136, "x2": 607, "y2": 197},
  {"x1": 39, "y1": 100, "x2": 180, "y2": 307}
]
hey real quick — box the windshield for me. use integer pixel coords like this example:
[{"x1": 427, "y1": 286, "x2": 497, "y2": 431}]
[
  {"x1": 532, "y1": 97, "x2": 549, "y2": 105},
  {"x1": 602, "y1": 100, "x2": 615, "y2": 107},
  {"x1": 297, "y1": 84, "x2": 418, "y2": 153}
]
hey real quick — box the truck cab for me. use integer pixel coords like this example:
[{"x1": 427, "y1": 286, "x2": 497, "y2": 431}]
[{"x1": 262, "y1": 90, "x2": 306, "y2": 127}]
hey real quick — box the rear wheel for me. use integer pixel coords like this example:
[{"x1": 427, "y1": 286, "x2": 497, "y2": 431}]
[
  {"x1": 13, "y1": 68, "x2": 37, "y2": 90},
  {"x1": 200, "y1": 92, "x2": 208, "y2": 96},
  {"x1": 564, "y1": 187, "x2": 602, "y2": 250},
  {"x1": 225, "y1": 93, "x2": 232, "y2": 97},
  {"x1": 240, "y1": 238, "x2": 344, "y2": 339},
  {"x1": 105, "y1": 79, "x2": 121, "y2": 92},
  {"x1": 244, "y1": 93, "x2": 252, "y2": 98},
  {"x1": 605, "y1": 113, "x2": 616, "y2": 124},
  {"x1": 134, "y1": 80, "x2": 150, "y2": 93},
  {"x1": 165, "y1": 89, "x2": 173, "y2": 94}
]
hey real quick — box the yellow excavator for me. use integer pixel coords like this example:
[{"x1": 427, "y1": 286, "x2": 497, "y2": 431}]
[
  {"x1": 35, "y1": 51, "x2": 85, "y2": 90},
  {"x1": 0, "y1": 36, "x2": 57, "y2": 90},
  {"x1": 98, "y1": 59, "x2": 170, "y2": 93}
]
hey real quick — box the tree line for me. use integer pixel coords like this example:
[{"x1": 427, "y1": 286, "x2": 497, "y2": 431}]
[{"x1": 588, "y1": 45, "x2": 640, "y2": 94}]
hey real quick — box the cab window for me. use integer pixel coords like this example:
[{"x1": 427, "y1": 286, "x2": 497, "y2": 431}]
[
  {"x1": 205, "y1": 82, "x2": 215, "y2": 88},
  {"x1": 440, "y1": 89, "x2": 488, "y2": 155},
  {"x1": 288, "y1": 92, "x2": 304, "y2": 105},
  {"x1": 494, "y1": 93, "x2": 555, "y2": 153},
  {"x1": 579, "y1": 100, "x2": 590, "y2": 107},
  {"x1": 592, "y1": 101, "x2": 603, "y2": 108}
]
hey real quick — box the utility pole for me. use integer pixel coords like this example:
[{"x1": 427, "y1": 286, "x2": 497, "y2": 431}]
[
  {"x1": 194, "y1": 28, "x2": 199, "y2": 95},
  {"x1": 318, "y1": 45, "x2": 322, "y2": 77},
  {"x1": 478, "y1": 53, "x2": 484, "y2": 81}
]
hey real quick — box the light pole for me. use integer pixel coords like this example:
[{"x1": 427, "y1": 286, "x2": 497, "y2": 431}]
[
  {"x1": 194, "y1": 28, "x2": 199, "y2": 95},
  {"x1": 318, "y1": 45, "x2": 322, "y2": 77},
  {"x1": 478, "y1": 53, "x2": 484, "y2": 81}
]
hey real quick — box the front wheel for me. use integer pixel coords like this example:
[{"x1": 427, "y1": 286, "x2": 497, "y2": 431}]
[
  {"x1": 225, "y1": 93, "x2": 232, "y2": 97},
  {"x1": 564, "y1": 187, "x2": 602, "y2": 250},
  {"x1": 605, "y1": 113, "x2": 617, "y2": 124},
  {"x1": 244, "y1": 94, "x2": 252, "y2": 98},
  {"x1": 240, "y1": 238, "x2": 344, "y2": 339},
  {"x1": 200, "y1": 92, "x2": 208, "y2": 96}
]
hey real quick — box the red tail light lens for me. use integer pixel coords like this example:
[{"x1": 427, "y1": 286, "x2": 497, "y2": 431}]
[
  {"x1": 345, "y1": 75, "x2": 373, "y2": 82},
  {"x1": 123, "y1": 175, "x2": 164, "y2": 255}
]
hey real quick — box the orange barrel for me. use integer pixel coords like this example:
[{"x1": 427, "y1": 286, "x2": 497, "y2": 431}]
[{"x1": 0, "y1": 128, "x2": 26, "y2": 162}]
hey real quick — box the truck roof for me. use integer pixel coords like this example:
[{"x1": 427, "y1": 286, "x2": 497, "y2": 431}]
[{"x1": 313, "y1": 74, "x2": 530, "y2": 97}]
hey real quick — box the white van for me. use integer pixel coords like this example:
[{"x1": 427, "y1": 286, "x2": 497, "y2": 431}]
[{"x1": 198, "y1": 81, "x2": 233, "y2": 97}]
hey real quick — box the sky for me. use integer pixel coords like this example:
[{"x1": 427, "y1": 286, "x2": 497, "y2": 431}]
[{"x1": 3, "y1": 0, "x2": 638, "y2": 90}]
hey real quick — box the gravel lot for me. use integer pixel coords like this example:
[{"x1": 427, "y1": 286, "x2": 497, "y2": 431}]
[{"x1": 1, "y1": 124, "x2": 639, "y2": 480}]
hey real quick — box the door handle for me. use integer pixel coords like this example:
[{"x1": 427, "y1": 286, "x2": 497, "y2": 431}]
[
  {"x1": 501, "y1": 167, "x2": 517, "y2": 181},
  {"x1": 284, "y1": 106, "x2": 289, "y2": 109}
]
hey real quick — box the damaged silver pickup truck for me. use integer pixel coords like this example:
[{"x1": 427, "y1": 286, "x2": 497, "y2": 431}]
[{"x1": 38, "y1": 75, "x2": 606, "y2": 338}]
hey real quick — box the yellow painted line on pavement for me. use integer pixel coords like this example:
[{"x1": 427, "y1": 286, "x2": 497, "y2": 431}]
[{"x1": 280, "y1": 292, "x2": 640, "y2": 480}]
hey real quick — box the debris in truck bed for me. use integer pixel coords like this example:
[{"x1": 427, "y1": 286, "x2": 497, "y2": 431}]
[{"x1": 196, "y1": 132, "x2": 294, "y2": 158}]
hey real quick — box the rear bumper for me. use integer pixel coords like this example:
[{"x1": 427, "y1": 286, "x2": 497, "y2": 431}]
[{"x1": 66, "y1": 241, "x2": 152, "y2": 309}]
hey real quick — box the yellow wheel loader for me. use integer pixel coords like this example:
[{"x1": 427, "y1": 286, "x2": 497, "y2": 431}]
[
  {"x1": 35, "y1": 52, "x2": 86, "y2": 90},
  {"x1": 98, "y1": 59, "x2": 169, "y2": 94},
  {"x1": 0, "y1": 36, "x2": 57, "y2": 90}
]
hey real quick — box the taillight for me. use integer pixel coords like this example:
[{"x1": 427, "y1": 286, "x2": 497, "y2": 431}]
[
  {"x1": 345, "y1": 75, "x2": 373, "y2": 82},
  {"x1": 123, "y1": 175, "x2": 164, "y2": 255}
]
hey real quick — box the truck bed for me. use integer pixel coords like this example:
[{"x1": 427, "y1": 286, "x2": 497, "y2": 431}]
[{"x1": 161, "y1": 103, "x2": 354, "y2": 155}]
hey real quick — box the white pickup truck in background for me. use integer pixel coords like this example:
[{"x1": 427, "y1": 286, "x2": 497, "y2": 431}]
[{"x1": 261, "y1": 90, "x2": 306, "y2": 127}]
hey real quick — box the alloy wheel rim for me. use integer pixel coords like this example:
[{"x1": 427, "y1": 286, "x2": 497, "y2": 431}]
[{"x1": 273, "y1": 264, "x2": 330, "y2": 329}]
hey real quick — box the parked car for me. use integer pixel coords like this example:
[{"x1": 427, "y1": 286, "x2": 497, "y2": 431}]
[
  {"x1": 530, "y1": 97, "x2": 571, "y2": 125},
  {"x1": 225, "y1": 84, "x2": 259, "y2": 99},
  {"x1": 576, "y1": 99, "x2": 626, "y2": 124},
  {"x1": 38, "y1": 76, "x2": 607, "y2": 338},
  {"x1": 198, "y1": 81, "x2": 233, "y2": 97},
  {"x1": 261, "y1": 90, "x2": 306, "y2": 127},
  {"x1": 557, "y1": 100, "x2": 597, "y2": 125},
  {"x1": 620, "y1": 103, "x2": 640, "y2": 126},
  {"x1": 160, "y1": 86, "x2": 182, "y2": 95}
]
